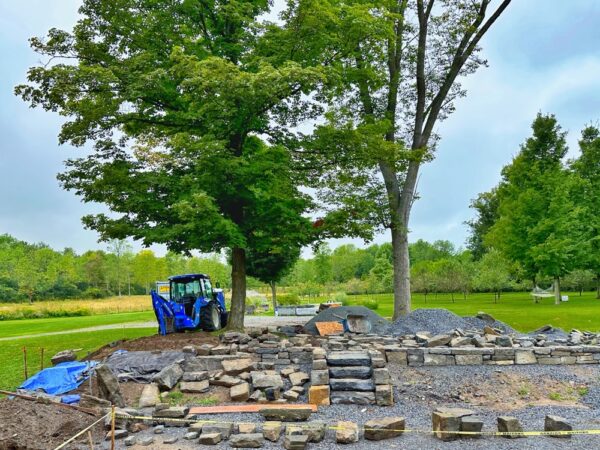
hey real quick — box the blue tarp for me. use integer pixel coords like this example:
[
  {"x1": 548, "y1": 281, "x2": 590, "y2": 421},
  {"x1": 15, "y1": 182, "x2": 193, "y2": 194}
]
[{"x1": 19, "y1": 361, "x2": 97, "y2": 395}]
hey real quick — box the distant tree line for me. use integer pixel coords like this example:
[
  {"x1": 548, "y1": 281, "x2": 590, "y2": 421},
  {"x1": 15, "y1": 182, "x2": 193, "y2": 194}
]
[{"x1": 0, "y1": 235, "x2": 231, "y2": 303}]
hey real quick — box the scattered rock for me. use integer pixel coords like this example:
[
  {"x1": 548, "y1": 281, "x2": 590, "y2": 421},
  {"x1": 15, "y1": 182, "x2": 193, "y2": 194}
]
[
  {"x1": 199, "y1": 432, "x2": 222, "y2": 445},
  {"x1": 180, "y1": 380, "x2": 209, "y2": 393},
  {"x1": 497, "y1": 416, "x2": 525, "y2": 439},
  {"x1": 287, "y1": 422, "x2": 326, "y2": 443},
  {"x1": 262, "y1": 421, "x2": 282, "y2": 442},
  {"x1": 152, "y1": 363, "x2": 183, "y2": 391},
  {"x1": 231, "y1": 382, "x2": 251, "y2": 401},
  {"x1": 289, "y1": 372, "x2": 310, "y2": 386},
  {"x1": 260, "y1": 407, "x2": 312, "y2": 422},
  {"x1": 460, "y1": 416, "x2": 484, "y2": 438},
  {"x1": 432, "y1": 411, "x2": 461, "y2": 441},
  {"x1": 211, "y1": 375, "x2": 243, "y2": 387},
  {"x1": 153, "y1": 406, "x2": 188, "y2": 419},
  {"x1": 162, "y1": 436, "x2": 179, "y2": 444},
  {"x1": 230, "y1": 433, "x2": 264, "y2": 448},
  {"x1": 375, "y1": 384, "x2": 394, "y2": 406},
  {"x1": 238, "y1": 423, "x2": 257, "y2": 434},
  {"x1": 364, "y1": 417, "x2": 405, "y2": 441},
  {"x1": 105, "y1": 429, "x2": 128, "y2": 440},
  {"x1": 427, "y1": 335, "x2": 452, "y2": 347},
  {"x1": 138, "y1": 383, "x2": 160, "y2": 408},
  {"x1": 545, "y1": 415, "x2": 572, "y2": 438},
  {"x1": 124, "y1": 436, "x2": 136, "y2": 446},
  {"x1": 96, "y1": 364, "x2": 126, "y2": 407},
  {"x1": 51, "y1": 350, "x2": 77, "y2": 366},
  {"x1": 251, "y1": 372, "x2": 284, "y2": 389},
  {"x1": 336, "y1": 421, "x2": 359, "y2": 444},
  {"x1": 222, "y1": 358, "x2": 255, "y2": 375},
  {"x1": 203, "y1": 422, "x2": 234, "y2": 439},
  {"x1": 184, "y1": 431, "x2": 198, "y2": 440},
  {"x1": 138, "y1": 436, "x2": 154, "y2": 446},
  {"x1": 284, "y1": 434, "x2": 309, "y2": 450},
  {"x1": 182, "y1": 371, "x2": 208, "y2": 382}
]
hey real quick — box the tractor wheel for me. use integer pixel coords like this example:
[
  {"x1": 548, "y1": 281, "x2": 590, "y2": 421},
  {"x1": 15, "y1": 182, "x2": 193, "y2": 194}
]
[{"x1": 200, "y1": 302, "x2": 221, "y2": 331}]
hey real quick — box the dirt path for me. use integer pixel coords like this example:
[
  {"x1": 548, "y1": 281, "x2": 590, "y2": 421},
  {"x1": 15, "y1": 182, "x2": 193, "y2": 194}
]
[{"x1": 0, "y1": 315, "x2": 310, "y2": 341}]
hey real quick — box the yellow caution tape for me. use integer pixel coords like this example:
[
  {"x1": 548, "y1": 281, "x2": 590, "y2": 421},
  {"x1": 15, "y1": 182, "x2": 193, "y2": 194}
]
[{"x1": 114, "y1": 414, "x2": 597, "y2": 437}]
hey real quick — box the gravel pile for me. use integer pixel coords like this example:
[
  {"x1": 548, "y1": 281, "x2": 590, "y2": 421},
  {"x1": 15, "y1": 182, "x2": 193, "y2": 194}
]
[
  {"x1": 385, "y1": 308, "x2": 519, "y2": 336},
  {"x1": 303, "y1": 306, "x2": 390, "y2": 335}
]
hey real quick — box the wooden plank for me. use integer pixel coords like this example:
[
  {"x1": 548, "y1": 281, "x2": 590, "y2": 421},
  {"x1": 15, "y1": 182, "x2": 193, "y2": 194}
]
[
  {"x1": 315, "y1": 321, "x2": 344, "y2": 336},
  {"x1": 188, "y1": 404, "x2": 318, "y2": 415}
]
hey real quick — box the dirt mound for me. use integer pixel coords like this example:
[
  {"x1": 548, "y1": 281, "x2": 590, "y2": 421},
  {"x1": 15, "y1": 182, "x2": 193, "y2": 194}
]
[
  {"x1": 85, "y1": 330, "x2": 219, "y2": 360},
  {"x1": 385, "y1": 308, "x2": 518, "y2": 336},
  {"x1": 303, "y1": 306, "x2": 389, "y2": 335},
  {"x1": 0, "y1": 398, "x2": 103, "y2": 450}
]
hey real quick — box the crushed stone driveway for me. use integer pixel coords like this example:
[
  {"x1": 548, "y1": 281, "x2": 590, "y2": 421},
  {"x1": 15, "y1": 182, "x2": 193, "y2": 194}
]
[{"x1": 0, "y1": 315, "x2": 310, "y2": 341}]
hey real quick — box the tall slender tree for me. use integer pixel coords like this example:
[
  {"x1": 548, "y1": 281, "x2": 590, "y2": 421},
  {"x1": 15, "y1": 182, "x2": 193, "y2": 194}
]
[{"x1": 275, "y1": 0, "x2": 511, "y2": 318}]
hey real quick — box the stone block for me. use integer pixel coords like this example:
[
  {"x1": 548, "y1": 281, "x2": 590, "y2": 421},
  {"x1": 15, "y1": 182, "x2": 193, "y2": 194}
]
[
  {"x1": 386, "y1": 351, "x2": 408, "y2": 365},
  {"x1": 329, "y1": 366, "x2": 372, "y2": 379},
  {"x1": 310, "y1": 370, "x2": 329, "y2": 386},
  {"x1": 460, "y1": 416, "x2": 483, "y2": 438},
  {"x1": 283, "y1": 434, "x2": 309, "y2": 450},
  {"x1": 424, "y1": 354, "x2": 455, "y2": 366},
  {"x1": 336, "y1": 421, "x2": 359, "y2": 444},
  {"x1": 262, "y1": 421, "x2": 282, "y2": 442},
  {"x1": 364, "y1": 417, "x2": 405, "y2": 441},
  {"x1": 326, "y1": 352, "x2": 371, "y2": 366},
  {"x1": 455, "y1": 355, "x2": 482, "y2": 365},
  {"x1": 375, "y1": 384, "x2": 394, "y2": 406},
  {"x1": 199, "y1": 432, "x2": 222, "y2": 445},
  {"x1": 230, "y1": 382, "x2": 251, "y2": 401},
  {"x1": 260, "y1": 407, "x2": 312, "y2": 422},
  {"x1": 180, "y1": 380, "x2": 209, "y2": 394},
  {"x1": 330, "y1": 391, "x2": 375, "y2": 405},
  {"x1": 330, "y1": 378, "x2": 374, "y2": 391},
  {"x1": 308, "y1": 385, "x2": 330, "y2": 406},
  {"x1": 202, "y1": 422, "x2": 234, "y2": 439},
  {"x1": 544, "y1": 415, "x2": 572, "y2": 438},
  {"x1": 515, "y1": 351, "x2": 537, "y2": 365},
  {"x1": 432, "y1": 412, "x2": 461, "y2": 441},
  {"x1": 230, "y1": 433, "x2": 264, "y2": 448},
  {"x1": 497, "y1": 416, "x2": 524, "y2": 439},
  {"x1": 373, "y1": 368, "x2": 391, "y2": 385}
]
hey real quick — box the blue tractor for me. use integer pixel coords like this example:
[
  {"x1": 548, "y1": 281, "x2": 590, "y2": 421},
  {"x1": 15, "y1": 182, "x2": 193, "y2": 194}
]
[{"x1": 151, "y1": 274, "x2": 228, "y2": 335}]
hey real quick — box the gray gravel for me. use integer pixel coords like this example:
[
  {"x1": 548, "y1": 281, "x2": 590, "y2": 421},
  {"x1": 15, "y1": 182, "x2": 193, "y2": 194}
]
[
  {"x1": 112, "y1": 364, "x2": 600, "y2": 449},
  {"x1": 385, "y1": 308, "x2": 519, "y2": 336}
]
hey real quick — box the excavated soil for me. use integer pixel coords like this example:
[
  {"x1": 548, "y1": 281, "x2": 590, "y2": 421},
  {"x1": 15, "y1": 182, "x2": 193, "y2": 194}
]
[
  {"x1": 0, "y1": 398, "x2": 103, "y2": 450},
  {"x1": 84, "y1": 330, "x2": 219, "y2": 360}
]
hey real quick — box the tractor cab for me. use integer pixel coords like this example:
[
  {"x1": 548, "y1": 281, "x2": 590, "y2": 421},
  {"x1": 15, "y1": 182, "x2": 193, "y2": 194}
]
[{"x1": 151, "y1": 273, "x2": 227, "y2": 335}]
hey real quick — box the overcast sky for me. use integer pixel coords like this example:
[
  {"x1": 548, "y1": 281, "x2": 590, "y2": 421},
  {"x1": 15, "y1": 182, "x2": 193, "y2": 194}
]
[{"x1": 0, "y1": 0, "x2": 599, "y2": 256}]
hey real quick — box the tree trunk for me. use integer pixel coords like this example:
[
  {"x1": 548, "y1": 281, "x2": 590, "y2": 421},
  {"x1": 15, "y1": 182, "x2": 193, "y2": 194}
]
[
  {"x1": 228, "y1": 247, "x2": 246, "y2": 330},
  {"x1": 596, "y1": 274, "x2": 600, "y2": 299},
  {"x1": 270, "y1": 281, "x2": 277, "y2": 313},
  {"x1": 554, "y1": 276, "x2": 561, "y2": 305},
  {"x1": 390, "y1": 223, "x2": 411, "y2": 319}
]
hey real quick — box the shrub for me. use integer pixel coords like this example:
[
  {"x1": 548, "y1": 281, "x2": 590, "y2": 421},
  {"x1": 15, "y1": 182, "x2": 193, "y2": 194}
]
[
  {"x1": 333, "y1": 292, "x2": 348, "y2": 305},
  {"x1": 363, "y1": 299, "x2": 379, "y2": 310},
  {"x1": 277, "y1": 294, "x2": 301, "y2": 305}
]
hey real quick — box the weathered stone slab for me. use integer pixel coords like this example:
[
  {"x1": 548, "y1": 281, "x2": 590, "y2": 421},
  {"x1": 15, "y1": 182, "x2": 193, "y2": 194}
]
[
  {"x1": 182, "y1": 371, "x2": 208, "y2": 382},
  {"x1": 202, "y1": 422, "x2": 234, "y2": 438},
  {"x1": 229, "y1": 433, "x2": 264, "y2": 448},
  {"x1": 432, "y1": 412, "x2": 461, "y2": 441},
  {"x1": 251, "y1": 372, "x2": 284, "y2": 389},
  {"x1": 427, "y1": 334, "x2": 452, "y2": 347},
  {"x1": 336, "y1": 421, "x2": 359, "y2": 444},
  {"x1": 262, "y1": 421, "x2": 282, "y2": 442},
  {"x1": 308, "y1": 385, "x2": 330, "y2": 406},
  {"x1": 283, "y1": 434, "x2": 309, "y2": 450},
  {"x1": 152, "y1": 363, "x2": 183, "y2": 391},
  {"x1": 287, "y1": 421, "x2": 326, "y2": 443},
  {"x1": 310, "y1": 370, "x2": 329, "y2": 385},
  {"x1": 230, "y1": 382, "x2": 251, "y2": 401},
  {"x1": 51, "y1": 350, "x2": 77, "y2": 366},
  {"x1": 497, "y1": 416, "x2": 524, "y2": 439},
  {"x1": 460, "y1": 416, "x2": 483, "y2": 438},
  {"x1": 289, "y1": 372, "x2": 310, "y2": 386},
  {"x1": 326, "y1": 352, "x2": 371, "y2": 366},
  {"x1": 330, "y1": 391, "x2": 375, "y2": 405},
  {"x1": 328, "y1": 366, "x2": 372, "y2": 379},
  {"x1": 424, "y1": 354, "x2": 455, "y2": 366},
  {"x1": 260, "y1": 407, "x2": 312, "y2": 422},
  {"x1": 544, "y1": 415, "x2": 572, "y2": 438},
  {"x1": 455, "y1": 355, "x2": 482, "y2": 365},
  {"x1": 153, "y1": 406, "x2": 188, "y2": 418},
  {"x1": 138, "y1": 383, "x2": 160, "y2": 408},
  {"x1": 96, "y1": 364, "x2": 126, "y2": 407},
  {"x1": 211, "y1": 375, "x2": 243, "y2": 387},
  {"x1": 330, "y1": 378, "x2": 374, "y2": 391},
  {"x1": 515, "y1": 351, "x2": 537, "y2": 365},
  {"x1": 199, "y1": 432, "x2": 222, "y2": 445},
  {"x1": 364, "y1": 417, "x2": 405, "y2": 441},
  {"x1": 180, "y1": 380, "x2": 209, "y2": 393},
  {"x1": 222, "y1": 358, "x2": 255, "y2": 375}
]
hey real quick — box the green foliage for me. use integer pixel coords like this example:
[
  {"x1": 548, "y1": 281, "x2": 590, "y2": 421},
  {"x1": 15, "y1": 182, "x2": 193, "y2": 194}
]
[
  {"x1": 362, "y1": 299, "x2": 379, "y2": 311},
  {"x1": 276, "y1": 294, "x2": 301, "y2": 306}
]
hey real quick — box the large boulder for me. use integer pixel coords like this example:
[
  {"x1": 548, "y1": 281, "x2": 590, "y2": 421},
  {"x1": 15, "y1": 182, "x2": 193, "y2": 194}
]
[
  {"x1": 51, "y1": 350, "x2": 77, "y2": 366},
  {"x1": 152, "y1": 363, "x2": 183, "y2": 391},
  {"x1": 138, "y1": 384, "x2": 160, "y2": 408},
  {"x1": 96, "y1": 364, "x2": 125, "y2": 407}
]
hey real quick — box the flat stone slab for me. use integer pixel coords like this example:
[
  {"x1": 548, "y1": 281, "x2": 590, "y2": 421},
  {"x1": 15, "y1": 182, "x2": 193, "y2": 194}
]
[
  {"x1": 330, "y1": 391, "x2": 375, "y2": 405},
  {"x1": 180, "y1": 380, "x2": 209, "y2": 393},
  {"x1": 260, "y1": 407, "x2": 312, "y2": 422},
  {"x1": 326, "y1": 352, "x2": 371, "y2": 366},
  {"x1": 364, "y1": 417, "x2": 405, "y2": 441},
  {"x1": 330, "y1": 378, "x2": 374, "y2": 392},
  {"x1": 229, "y1": 433, "x2": 264, "y2": 448},
  {"x1": 328, "y1": 366, "x2": 372, "y2": 379}
]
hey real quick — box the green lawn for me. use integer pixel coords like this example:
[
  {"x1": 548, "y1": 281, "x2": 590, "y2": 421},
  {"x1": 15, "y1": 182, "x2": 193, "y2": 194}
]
[
  {"x1": 344, "y1": 291, "x2": 600, "y2": 332},
  {"x1": 0, "y1": 311, "x2": 155, "y2": 339},
  {"x1": 0, "y1": 328, "x2": 156, "y2": 392}
]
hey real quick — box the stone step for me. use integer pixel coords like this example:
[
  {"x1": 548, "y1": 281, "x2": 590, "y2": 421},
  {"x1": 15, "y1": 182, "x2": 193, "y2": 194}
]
[
  {"x1": 330, "y1": 391, "x2": 375, "y2": 405},
  {"x1": 326, "y1": 352, "x2": 371, "y2": 367},
  {"x1": 328, "y1": 366, "x2": 372, "y2": 379},
  {"x1": 329, "y1": 378, "x2": 374, "y2": 392}
]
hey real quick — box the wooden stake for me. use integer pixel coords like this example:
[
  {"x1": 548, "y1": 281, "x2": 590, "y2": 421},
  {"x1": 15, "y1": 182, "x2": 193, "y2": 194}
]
[
  {"x1": 40, "y1": 348, "x2": 44, "y2": 371},
  {"x1": 110, "y1": 405, "x2": 116, "y2": 450},
  {"x1": 87, "y1": 430, "x2": 94, "y2": 450},
  {"x1": 23, "y1": 346, "x2": 28, "y2": 380}
]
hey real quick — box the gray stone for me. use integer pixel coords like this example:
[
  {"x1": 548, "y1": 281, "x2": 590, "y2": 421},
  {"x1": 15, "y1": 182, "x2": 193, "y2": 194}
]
[
  {"x1": 152, "y1": 363, "x2": 183, "y2": 391},
  {"x1": 375, "y1": 384, "x2": 394, "y2": 406},
  {"x1": 105, "y1": 429, "x2": 128, "y2": 440},
  {"x1": 330, "y1": 391, "x2": 375, "y2": 405},
  {"x1": 260, "y1": 407, "x2": 312, "y2": 422},
  {"x1": 283, "y1": 390, "x2": 300, "y2": 401},
  {"x1": 124, "y1": 436, "x2": 136, "y2": 446},
  {"x1": 203, "y1": 422, "x2": 234, "y2": 438},
  {"x1": 51, "y1": 350, "x2": 77, "y2": 366},
  {"x1": 364, "y1": 417, "x2": 405, "y2": 441},
  {"x1": 184, "y1": 431, "x2": 198, "y2": 440},
  {"x1": 264, "y1": 387, "x2": 281, "y2": 401},
  {"x1": 199, "y1": 432, "x2": 222, "y2": 445},
  {"x1": 455, "y1": 355, "x2": 482, "y2": 365},
  {"x1": 162, "y1": 436, "x2": 179, "y2": 444},
  {"x1": 460, "y1": 416, "x2": 484, "y2": 438},
  {"x1": 312, "y1": 359, "x2": 328, "y2": 370},
  {"x1": 326, "y1": 352, "x2": 371, "y2": 366},
  {"x1": 284, "y1": 434, "x2": 309, "y2": 450},
  {"x1": 330, "y1": 378, "x2": 374, "y2": 391},
  {"x1": 231, "y1": 382, "x2": 251, "y2": 401},
  {"x1": 287, "y1": 421, "x2": 326, "y2": 443},
  {"x1": 138, "y1": 383, "x2": 160, "y2": 408},
  {"x1": 238, "y1": 423, "x2": 257, "y2": 433},
  {"x1": 328, "y1": 366, "x2": 372, "y2": 379},
  {"x1": 427, "y1": 334, "x2": 452, "y2": 347},
  {"x1": 251, "y1": 371, "x2": 284, "y2": 389},
  {"x1": 373, "y1": 368, "x2": 390, "y2": 385},
  {"x1": 544, "y1": 415, "x2": 572, "y2": 438},
  {"x1": 432, "y1": 412, "x2": 461, "y2": 441},
  {"x1": 211, "y1": 375, "x2": 243, "y2": 387},
  {"x1": 424, "y1": 354, "x2": 455, "y2": 366},
  {"x1": 79, "y1": 394, "x2": 111, "y2": 409},
  {"x1": 515, "y1": 351, "x2": 537, "y2": 365},
  {"x1": 497, "y1": 416, "x2": 524, "y2": 439},
  {"x1": 96, "y1": 364, "x2": 125, "y2": 407},
  {"x1": 496, "y1": 336, "x2": 513, "y2": 347},
  {"x1": 180, "y1": 380, "x2": 209, "y2": 393},
  {"x1": 230, "y1": 433, "x2": 264, "y2": 448},
  {"x1": 289, "y1": 371, "x2": 310, "y2": 386},
  {"x1": 310, "y1": 370, "x2": 329, "y2": 385},
  {"x1": 153, "y1": 406, "x2": 188, "y2": 418},
  {"x1": 222, "y1": 358, "x2": 255, "y2": 375},
  {"x1": 138, "y1": 436, "x2": 154, "y2": 446},
  {"x1": 153, "y1": 425, "x2": 164, "y2": 434},
  {"x1": 182, "y1": 371, "x2": 208, "y2": 382},
  {"x1": 450, "y1": 336, "x2": 472, "y2": 347},
  {"x1": 262, "y1": 421, "x2": 282, "y2": 442},
  {"x1": 336, "y1": 421, "x2": 359, "y2": 444}
]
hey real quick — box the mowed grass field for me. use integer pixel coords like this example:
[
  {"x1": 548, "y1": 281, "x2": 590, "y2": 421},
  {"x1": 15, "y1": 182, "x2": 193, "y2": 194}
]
[{"x1": 345, "y1": 291, "x2": 600, "y2": 332}]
